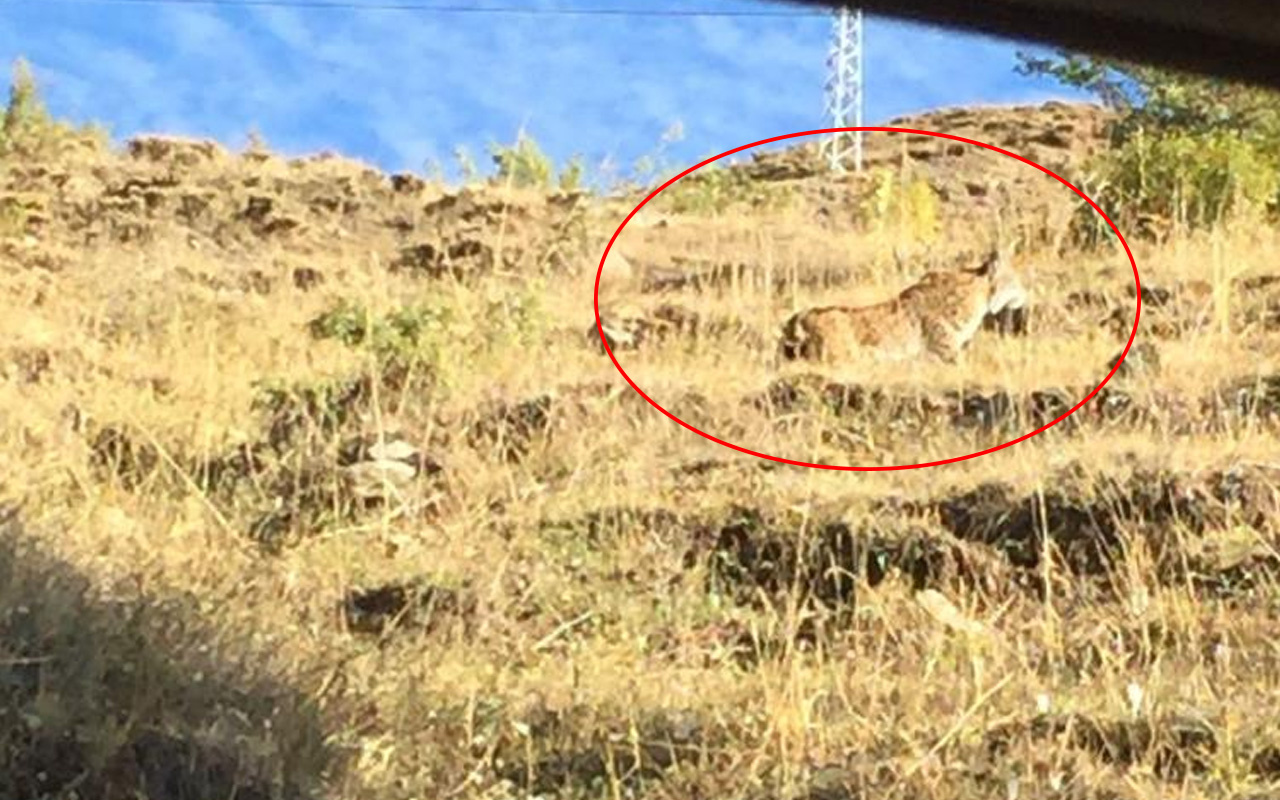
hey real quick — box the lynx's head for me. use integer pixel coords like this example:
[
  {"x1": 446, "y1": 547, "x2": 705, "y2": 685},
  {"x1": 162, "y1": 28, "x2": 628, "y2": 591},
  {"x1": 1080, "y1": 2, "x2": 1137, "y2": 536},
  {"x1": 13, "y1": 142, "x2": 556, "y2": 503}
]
[{"x1": 969, "y1": 246, "x2": 1028, "y2": 316}]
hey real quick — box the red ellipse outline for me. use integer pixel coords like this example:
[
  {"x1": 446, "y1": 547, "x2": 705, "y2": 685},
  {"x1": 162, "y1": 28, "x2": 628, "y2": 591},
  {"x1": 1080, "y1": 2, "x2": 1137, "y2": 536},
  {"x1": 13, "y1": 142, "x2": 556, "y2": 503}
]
[{"x1": 593, "y1": 126, "x2": 1141, "y2": 472}]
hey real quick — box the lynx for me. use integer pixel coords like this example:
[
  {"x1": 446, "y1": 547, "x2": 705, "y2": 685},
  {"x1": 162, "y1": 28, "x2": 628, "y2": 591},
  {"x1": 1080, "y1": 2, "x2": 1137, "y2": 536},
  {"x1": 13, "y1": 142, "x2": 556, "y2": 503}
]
[{"x1": 778, "y1": 248, "x2": 1028, "y2": 365}]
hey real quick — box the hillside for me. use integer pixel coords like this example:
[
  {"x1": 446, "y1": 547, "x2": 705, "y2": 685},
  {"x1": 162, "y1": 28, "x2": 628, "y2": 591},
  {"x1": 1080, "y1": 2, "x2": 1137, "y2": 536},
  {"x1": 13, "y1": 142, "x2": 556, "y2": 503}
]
[{"x1": 5, "y1": 99, "x2": 1280, "y2": 800}]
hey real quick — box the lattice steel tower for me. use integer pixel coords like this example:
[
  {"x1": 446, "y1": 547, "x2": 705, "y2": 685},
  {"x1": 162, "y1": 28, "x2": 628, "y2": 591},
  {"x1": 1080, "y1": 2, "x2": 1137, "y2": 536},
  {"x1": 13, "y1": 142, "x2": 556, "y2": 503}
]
[{"x1": 822, "y1": 5, "x2": 864, "y2": 173}]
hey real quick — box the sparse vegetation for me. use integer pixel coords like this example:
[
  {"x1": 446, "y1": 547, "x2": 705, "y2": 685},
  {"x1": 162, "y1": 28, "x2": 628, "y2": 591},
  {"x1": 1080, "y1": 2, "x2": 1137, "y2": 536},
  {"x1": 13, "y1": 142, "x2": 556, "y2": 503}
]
[
  {"x1": 6, "y1": 53, "x2": 1280, "y2": 800},
  {"x1": 656, "y1": 158, "x2": 799, "y2": 216}
]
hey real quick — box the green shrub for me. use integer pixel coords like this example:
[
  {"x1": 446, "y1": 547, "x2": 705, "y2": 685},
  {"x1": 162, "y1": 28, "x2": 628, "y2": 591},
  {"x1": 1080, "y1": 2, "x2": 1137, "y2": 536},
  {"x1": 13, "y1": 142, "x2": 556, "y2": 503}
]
[
  {"x1": 0, "y1": 194, "x2": 37, "y2": 237},
  {"x1": 308, "y1": 299, "x2": 453, "y2": 376},
  {"x1": 1, "y1": 57, "x2": 107, "y2": 158},
  {"x1": 658, "y1": 160, "x2": 797, "y2": 216},
  {"x1": 1, "y1": 58, "x2": 51, "y2": 156},
  {"x1": 1073, "y1": 127, "x2": 1279, "y2": 245},
  {"x1": 1017, "y1": 49, "x2": 1280, "y2": 241},
  {"x1": 482, "y1": 279, "x2": 549, "y2": 350},
  {"x1": 558, "y1": 154, "x2": 585, "y2": 192},
  {"x1": 488, "y1": 130, "x2": 588, "y2": 192},
  {"x1": 490, "y1": 131, "x2": 552, "y2": 188},
  {"x1": 857, "y1": 164, "x2": 940, "y2": 247}
]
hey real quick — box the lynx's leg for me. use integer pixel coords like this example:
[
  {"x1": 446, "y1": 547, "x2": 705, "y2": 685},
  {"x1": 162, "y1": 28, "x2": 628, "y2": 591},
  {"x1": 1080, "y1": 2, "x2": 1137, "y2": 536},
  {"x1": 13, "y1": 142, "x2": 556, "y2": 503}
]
[
  {"x1": 921, "y1": 318, "x2": 963, "y2": 364},
  {"x1": 932, "y1": 340, "x2": 962, "y2": 365}
]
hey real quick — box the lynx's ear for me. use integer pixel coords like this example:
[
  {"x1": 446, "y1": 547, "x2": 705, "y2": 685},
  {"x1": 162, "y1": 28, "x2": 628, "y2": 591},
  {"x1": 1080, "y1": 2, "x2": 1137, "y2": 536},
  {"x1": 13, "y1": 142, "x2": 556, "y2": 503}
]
[{"x1": 972, "y1": 247, "x2": 1002, "y2": 278}]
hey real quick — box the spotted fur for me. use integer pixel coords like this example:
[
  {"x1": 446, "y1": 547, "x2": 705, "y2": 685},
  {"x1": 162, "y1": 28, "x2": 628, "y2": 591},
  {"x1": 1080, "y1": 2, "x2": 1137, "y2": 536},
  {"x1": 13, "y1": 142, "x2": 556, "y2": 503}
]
[{"x1": 778, "y1": 248, "x2": 1028, "y2": 365}]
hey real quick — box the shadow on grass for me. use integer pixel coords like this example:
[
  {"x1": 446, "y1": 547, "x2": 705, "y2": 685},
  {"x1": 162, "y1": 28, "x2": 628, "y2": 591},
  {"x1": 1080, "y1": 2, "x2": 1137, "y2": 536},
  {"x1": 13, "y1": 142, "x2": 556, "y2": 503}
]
[{"x1": 0, "y1": 507, "x2": 336, "y2": 800}]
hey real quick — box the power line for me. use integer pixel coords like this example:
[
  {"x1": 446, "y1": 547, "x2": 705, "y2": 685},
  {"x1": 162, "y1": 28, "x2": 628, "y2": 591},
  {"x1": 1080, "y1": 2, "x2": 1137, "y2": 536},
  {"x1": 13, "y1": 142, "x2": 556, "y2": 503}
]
[{"x1": 14, "y1": 0, "x2": 831, "y2": 15}]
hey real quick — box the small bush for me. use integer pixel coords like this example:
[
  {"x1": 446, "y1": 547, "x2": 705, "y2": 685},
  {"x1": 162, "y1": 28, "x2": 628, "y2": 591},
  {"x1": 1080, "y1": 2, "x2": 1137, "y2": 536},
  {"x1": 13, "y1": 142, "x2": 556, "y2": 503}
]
[
  {"x1": 488, "y1": 130, "x2": 588, "y2": 192},
  {"x1": 0, "y1": 57, "x2": 107, "y2": 158},
  {"x1": 1017, "y1": 49, "x2": 1280, "y2": 242},
  {"x1": 0, "y1": 194, "x2": 40, "y2": 237},
  {"x1": 1073, "y1": 127, "x2": 1279, "y2": 246},
  {"x1": 659, "y1": 161, "x2": 797, "y2": 216},
  {"x1": 309, "y1": 299, "x2": 454, "y2": 375},
  {"x1": 857, "y1": 164, "x2": 941, "y2": 247},
  {"x1": 558, "y1": 154, "x2": 585, "y2": 192},
  {"x1": 490, "y1": 131, "x2": 553, "y2": 188},
  {"x1": 483, "y1": 279, "x2": 550, "y2": 350},
  {"x1": 1, "y1": 58, "x2": 48, "y2": 153}
]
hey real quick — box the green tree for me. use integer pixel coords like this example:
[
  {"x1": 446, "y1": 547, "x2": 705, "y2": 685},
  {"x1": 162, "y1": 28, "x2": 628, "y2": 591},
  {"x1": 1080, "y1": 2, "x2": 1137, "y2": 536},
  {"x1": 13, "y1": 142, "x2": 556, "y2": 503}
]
[
  {"x1": 1016, "y1": 50, "x2": 1280, "y2": 148},
  {"x1": 0, "y1": 57, "x2": 109, "y2": 158},
  {"x1": 1, "y1": 58, "x2": 50, "y2": 152},
  {"x1": 1017, "y1": 49, "x2": 1280, "y2": 240}
]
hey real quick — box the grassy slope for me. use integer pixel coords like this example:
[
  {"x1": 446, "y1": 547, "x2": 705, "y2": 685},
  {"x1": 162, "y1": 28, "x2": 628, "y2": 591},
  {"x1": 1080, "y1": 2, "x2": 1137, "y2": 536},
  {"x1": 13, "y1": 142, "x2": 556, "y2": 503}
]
[{"x1": 3, "y1": 102, "x2": 1280, "y2": 799}]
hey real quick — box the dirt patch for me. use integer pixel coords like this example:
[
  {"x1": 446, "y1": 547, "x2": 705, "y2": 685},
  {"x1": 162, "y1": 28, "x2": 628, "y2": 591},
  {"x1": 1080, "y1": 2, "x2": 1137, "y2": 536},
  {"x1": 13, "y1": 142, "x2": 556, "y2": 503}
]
[
  {"x1": 126, "y1": 135, "x2": 229, "y2": 169},
  {"x1": 984, "y1": 711, "x2": 1280, "y2": 784},
  {"x1": 492, "y1": 707, "x2": 710, "y2": 797},
  {"x1": 3, "y1": 133, "x2": 441, "y2": 258},
  {"x1": 391, "y1": 238, "x2": 493, "y2": 279},
  {"x1": 392, "y1": 188, "x2": 591, "y2": 281},
  {"x1": 340, "y1": 577, "x2": 476, "y2": 637},
  {"x1": 746, "y1": 375, "x2": 1130, "y2": 442},
  {"x1": 1214, "y1": 374, "x2": 1280, "y2": 421},
  {"x1": 458, "y1": 381, "x2": 683, "y2": 462},
  {"x1": 1186, "y1": 547, "x2": 1280, "y2": 601},
  {"x1": 748, "y1": 374, "x2": 949, "y2": 426},
  {"x1": 2, "y1": 346, "x2": 53, "y2": 384},
  {"x1": 1235, "y1": 273, "x2": 1280, "y2": 331},
  {"x1": 931, "y1": 467, "x2": 1277, "y2": 588},
  {"x1": 1109, "y1": 341, "x2": 1161, "y2": 378},
  {"x1": 252, "y1": 363, "x2": 430, "y2": 454},
  {"x1": 463, "y1": 394, "x2": 559, "y2": 463},
  {"x1": 291, "y1": 265, "x2": 325, "y2": 290},
  {"x1": 668, "y1": 457, "x2": 784, "y2": 490},
  {"x1": 225, "y1": 452, "x2": 446, "y2": 555},
  {"x1": 982, "y1": 303, "x2": 1030, "y2": 335},
  {"x1": 747, "y1": 370, "x2": 1280, "y2": 443},
  {"x1": 131, "y1": 368, "x2": 451, "y2": 554},
  {"x1": 88, "y1": 424, "x2": 166, "y2": 491},
  {"x1": 1093, "y1": 275, "x2": 1280, "y2": 341},
  {"x1": 667, "y1": 467, "x2": 1279, "y2": 615},
  {"x1": 688, "y1": 505, "x2": 1023, "y2": 614}
]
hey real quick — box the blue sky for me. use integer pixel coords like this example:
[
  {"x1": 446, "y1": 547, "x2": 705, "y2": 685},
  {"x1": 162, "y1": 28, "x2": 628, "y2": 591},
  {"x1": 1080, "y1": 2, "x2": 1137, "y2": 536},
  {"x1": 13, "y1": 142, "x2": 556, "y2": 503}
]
[{"x1": 2, "y1": 0, "x2": 1094, "y2": 183}]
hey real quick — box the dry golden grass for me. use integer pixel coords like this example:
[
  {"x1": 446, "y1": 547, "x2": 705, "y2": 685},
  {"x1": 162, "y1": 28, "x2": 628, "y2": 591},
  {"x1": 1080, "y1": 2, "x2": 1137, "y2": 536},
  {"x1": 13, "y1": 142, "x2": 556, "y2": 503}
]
[{"x1": 5, "y1": 106, "x2": 1280, "y2": 800}]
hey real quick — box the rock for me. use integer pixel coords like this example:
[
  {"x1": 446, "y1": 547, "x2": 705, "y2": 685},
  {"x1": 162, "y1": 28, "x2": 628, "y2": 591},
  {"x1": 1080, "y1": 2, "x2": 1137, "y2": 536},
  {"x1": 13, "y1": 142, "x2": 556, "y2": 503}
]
[
  {"x1": 367, "y1": 438, "x2": 420, "y2": 463},
  {"x1": 390, "y1": 173, "x2": 426, "y2": 194},
  {"x1": 291, "y1": 267, "x2": 324, "y2": 290},
  {"x1": 337, "y1": 433, "x2": 444, "y2": 501},
  {"x1": 342, "y1": 459, "x2": 418, "y2": 500}
]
